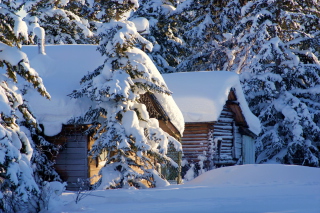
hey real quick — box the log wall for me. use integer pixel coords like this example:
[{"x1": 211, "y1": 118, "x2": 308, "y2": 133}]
[
  {"x1": 182, "y1": 105, "x2": 243, "y2": 167},
  {"x1": 212, "y1": 105, "x2": 241, "y2": 165},
  {"x1": 181, "y1": 122, "x2": 211, "y2": 163}
]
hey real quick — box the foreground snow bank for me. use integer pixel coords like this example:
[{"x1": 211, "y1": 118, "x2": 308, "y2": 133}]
[
  {"x1": 187, "y1": 164, "x2": 320, "y2": 186},
  {"x1": 43, "y1": 164, "x2": 320, "y2": 213}
]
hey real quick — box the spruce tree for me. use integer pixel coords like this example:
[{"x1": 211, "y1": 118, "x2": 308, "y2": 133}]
[
  {"x1": 24, "y1": 0, "x2": 96, "y2": 44},
  {"x1": 0, "y1": 1, "x2": 60, "y2": 212},
  {"x1": 132, "y1": 0, "x2": 189, "y2": 73},
  {"x1": 70, "y1": 0, "x2": 182, "y2": 189},
  {"x1": 232, "y1": 0, "x2": 320, "y2": 166},
  {"x1": 174, "y1": 0, "x2": 247, "y2": 72}
]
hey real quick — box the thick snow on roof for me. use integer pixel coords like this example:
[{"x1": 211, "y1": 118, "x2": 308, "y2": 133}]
[
  {"x1": 163, "y1": 71, "x2": 261, "y2": 135},
  {"x1": 21, "y1": 45, "x2": 184, "y2": 136}
]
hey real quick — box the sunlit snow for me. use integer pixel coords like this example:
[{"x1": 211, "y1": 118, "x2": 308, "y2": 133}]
[{"x1": 43, "y1": 164, "x2": 320, "y2": 213}]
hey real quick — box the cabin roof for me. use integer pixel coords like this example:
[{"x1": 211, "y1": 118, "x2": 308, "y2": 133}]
[
  {"x1": 162, "y1": 71, "x2": 261, "y2": 135},
  {"x1": 21, "y1": 45, "x2": 184, "y2": 136}
]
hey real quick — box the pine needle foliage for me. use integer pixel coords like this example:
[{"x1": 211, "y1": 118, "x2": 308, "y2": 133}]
[{"x1": 70, "y1": 0, "x2": 181, "y2": 189}]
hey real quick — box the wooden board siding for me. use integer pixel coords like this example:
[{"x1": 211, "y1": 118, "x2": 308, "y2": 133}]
[
  {"x1": 182, "y1": 123, "x2": 211, "y2": 163},
  {"x1": 46, "y1": 125, "x2": 89, "y2": 191},
  {"x1": 227, "y1": 90, "x2": 248, "y2": 127},
  {"x1": 242, "y1": 135, "x2": 255, "y2": 164}
]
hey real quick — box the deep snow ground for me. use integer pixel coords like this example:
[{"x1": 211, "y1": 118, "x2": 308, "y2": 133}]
[{"x1": 43, "y1": 164, "x2": 320, "y2": 213}]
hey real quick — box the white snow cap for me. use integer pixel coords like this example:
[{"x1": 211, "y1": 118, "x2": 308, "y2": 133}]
[
  {"x1": 21, "y1": 45, "x2": 104, "y2": 136},
  {"x1": 163, "y1": 71, "x2": 261, "y2": 135},
  {"x1": 131, "y1": 17, "x2": 150, "y2": 34},
  {"x1": 21, "y1": 45, "x2": 184, "y2": 136}
]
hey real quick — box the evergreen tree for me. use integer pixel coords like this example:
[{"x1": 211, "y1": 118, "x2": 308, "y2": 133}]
[
  {"x1": 0, "y1": 1, "x2": 60, "y2": 212},
  {"x1": 232, "y1": 0, "x2": 320, "y2": 166},
  {"x1": 70, "y1": 0, "x2": 181, "y2": 189},
  {"x1": 175, "y1": 0, "x2": 247, "y2": 71},
  {"x1": 24, "y1": 0, "x2": 97, "y2": 44},
  {"x1": 133, "y1": 0, "x2": 189, "y2": 73}
]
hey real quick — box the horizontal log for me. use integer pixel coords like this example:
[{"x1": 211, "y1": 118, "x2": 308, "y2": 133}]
[
  {"x1": 184, "y1": 127, "x2": 209, "y2": 131},
  {"x1": 220, "y1": 144, "x2": 233, "y2": 148},
  {"x1": 183, "y1": 145, "x2": 208, "y2": 149},
  {"x1": 183, "y1": 134, "x2": 208, "y2": 138},
  {"x1": 212, "y1": 129, "x2": 232, "y2": 133},
  {"x1": 183, "y1": 147, "x2": 207, "y2": 151},
  {"x1": 215, "y1": 135, "x2": 234, "y2": 139},
  {"x1": 182, "y1": 142, "x2": 208, "y2": 146},
  {"x1": 220, "y1": 111, "x2": 233, "y2": 115},
  {"x1": 213, "y1": 132, "x2": 233, "y2": 136},
  {"x1": 182, "y1": 138, "x2": 209, "y2": 142},
  {"x1": 185, "y1": 128, "x2": 209, "y2": 132},
  {"x1": 213, "y1": 138, "x2": 233, "y2": 142},
  {"x1": 185, "y1": 124, "x2": 209, "y2": 127},
  {"x1": 215, "y1": 123, "x2": 233, "y2": 127},
  {"x1": 218, "y1": 117, "x2": 234, "y2": 121}
]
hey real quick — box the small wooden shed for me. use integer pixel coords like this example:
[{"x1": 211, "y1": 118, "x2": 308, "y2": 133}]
[
  {"x1": 23, "y1": 45, "x2": 184, "y2": 190},
  {"x1": 163, "y1": 71, "x2": 261, "y2": 169},
  {"x1": 45, "y1": 93, "x2": 182, "y2": 190}
]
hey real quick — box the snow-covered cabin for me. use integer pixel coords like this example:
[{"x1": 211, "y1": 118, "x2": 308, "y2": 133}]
[
  {"x1": 21, "y1": 45, "x2": 184, "y2": 190},
  {"x1": 163, "y1": 71, "x2": 261, "y2": 168}
]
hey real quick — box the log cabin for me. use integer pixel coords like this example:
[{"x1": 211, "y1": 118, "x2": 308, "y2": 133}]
[
  {"x1": 22, "y1": 45, "x2": 184, "y2": 190},
  {"x1": 163, "y1": 71, "x2": 261, "y2": 169}
]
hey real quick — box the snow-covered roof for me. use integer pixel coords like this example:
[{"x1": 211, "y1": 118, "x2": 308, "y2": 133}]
[
  {"x1": 162, "y1": 71, "x2": 261, "y2": 135},
  {"x1": 20, "y1": 45, "x2": 184, "y2": 136}
]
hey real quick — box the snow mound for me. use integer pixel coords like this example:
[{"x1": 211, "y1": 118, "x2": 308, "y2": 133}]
[{"x1": 186, "y1": 164, "x2": 320, "y2": 186}]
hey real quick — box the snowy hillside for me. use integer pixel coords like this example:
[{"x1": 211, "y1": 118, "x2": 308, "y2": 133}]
[{"x1": 43, "y1": 164, "x2": 320, "y2": 213}]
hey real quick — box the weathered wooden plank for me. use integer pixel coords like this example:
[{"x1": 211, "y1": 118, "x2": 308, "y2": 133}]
[
  {"x1": 213, "y1": 132, "x2": 233, "y2": 136},
  {"x1": 182, "y1": 134, "x2": 208, "y2": 138},
  {"x1": 55, "y1": 165, "x2": 88, "y2": 172},
  {"x1": 214, "y1": 135, "x2": 233, "y2": 140},
  {"x1": 214, "y1": 124, "x2": 233, "y2": 129},
  {"x1": 218, "y1": 117, "x2": 234, "y2": 121},
  {"x1": 64, "y1": 141, "x2": 87, "y2": 148},
  {"x1": 55, "y1": 170, "x2": 87, "y2": 178},
  {"x1": 55, "y1": 158, "x2": 86, "y2": 165},
  {"x1": 184, "y1": 128, "x2": 209, "y2": 133},
  {"x1": 183, "y1": 149, "x2": 208, "y2": 153},
  {"x1": 182, "y1": 138, "x2": 209, "y2": 142},
  {"x1": 183, "y1": 146, "x2": 208, "y2": 149},
  {"x1": 59, "y1": 147, "x2": 87, "y2": 154},
  {"x1": 220, "y1": 111, "x2": 234, "y2": 115},
  {"x1": 185, "y1": 125, "x2": 209, "y2": 129},
  {"x1": 182, "y1": 143, "x2": 208, "y2": 146},
  {"x1": 183, "y1": 152, "x2": 207, "y2": 156}
]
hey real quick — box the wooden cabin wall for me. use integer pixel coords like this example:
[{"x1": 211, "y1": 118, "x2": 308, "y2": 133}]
[
  {"x1": 181, "y1": 123, "x2": 212, "y2": 163},
  {"x1": 211, "y1": 105, "x2": 242, "y2": 166},
  {"x1": 182, "y1": 105, "x2": 243, "y2": 168},
  {"x1": 46, "y1": 125, "x2": 89, "y2": 191}
]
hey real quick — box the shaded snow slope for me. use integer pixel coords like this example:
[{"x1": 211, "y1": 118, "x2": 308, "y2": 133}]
[
  {"x1": 163, "y1": 71, "x2": 261, "y2": 135},
  {"x1": 44, "y1": 164, "x2": 320, "y2": 213},
  {"x1": 21, "y1": 45, "x2": 184, "y2": 136}
]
